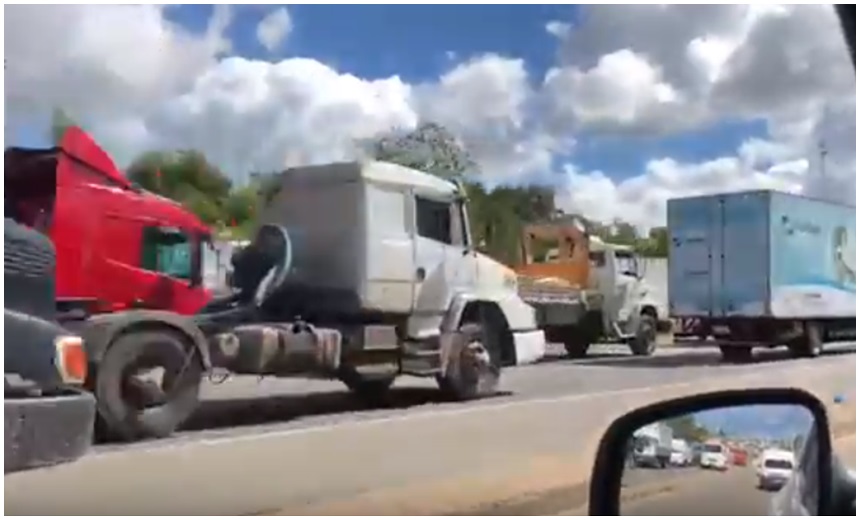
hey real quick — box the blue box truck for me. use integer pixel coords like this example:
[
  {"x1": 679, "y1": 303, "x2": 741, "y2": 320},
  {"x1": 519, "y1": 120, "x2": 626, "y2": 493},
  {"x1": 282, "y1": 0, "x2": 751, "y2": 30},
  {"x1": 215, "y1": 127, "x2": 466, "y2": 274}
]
[{"x1": 668, "y1": 190, "x2": 855, "y2": 362}]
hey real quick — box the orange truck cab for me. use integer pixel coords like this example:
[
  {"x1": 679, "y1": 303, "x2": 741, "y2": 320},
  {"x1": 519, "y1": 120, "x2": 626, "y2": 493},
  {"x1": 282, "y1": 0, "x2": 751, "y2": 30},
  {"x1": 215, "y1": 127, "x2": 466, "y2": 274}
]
[{"x1": 4, "y1": 127, "x2": 213, "y2": 317}]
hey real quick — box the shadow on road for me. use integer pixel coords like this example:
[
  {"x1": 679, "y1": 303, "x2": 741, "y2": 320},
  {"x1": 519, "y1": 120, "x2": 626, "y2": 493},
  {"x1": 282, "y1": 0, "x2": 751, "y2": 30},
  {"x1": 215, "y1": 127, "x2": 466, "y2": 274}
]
[
  {"x1": 148, "y1": 387, "x2": 514, "y2": 438},
  {"x1": 536, "y1": 351, "x2": 631, "y2": 365},
  {"x1": 577, "y1": 344, "x2": 856, "y2": 370}
]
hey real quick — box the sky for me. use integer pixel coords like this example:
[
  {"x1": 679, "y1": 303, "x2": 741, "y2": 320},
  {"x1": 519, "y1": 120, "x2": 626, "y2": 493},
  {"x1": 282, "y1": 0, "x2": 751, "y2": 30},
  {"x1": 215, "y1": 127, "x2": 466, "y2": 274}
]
[
  {"x1": 4, "y1": 5, "x2": 856, "y2": 231},
  {"x1": 694, "y1": 404, "x2": 814, "y2": 440}
]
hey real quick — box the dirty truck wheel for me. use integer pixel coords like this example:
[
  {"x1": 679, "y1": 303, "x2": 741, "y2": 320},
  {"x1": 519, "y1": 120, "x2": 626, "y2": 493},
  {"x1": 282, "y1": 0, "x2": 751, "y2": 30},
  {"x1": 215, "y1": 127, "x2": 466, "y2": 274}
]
[
  {"x1": 437, "y1": 323, "x2": 501, "y2": 401},
  {"x1": 628, "y1": 314, "x2": 657, "y2": 356},
  {"x1": 95, "y1": 330, "x2": 202, "y2": 441}
]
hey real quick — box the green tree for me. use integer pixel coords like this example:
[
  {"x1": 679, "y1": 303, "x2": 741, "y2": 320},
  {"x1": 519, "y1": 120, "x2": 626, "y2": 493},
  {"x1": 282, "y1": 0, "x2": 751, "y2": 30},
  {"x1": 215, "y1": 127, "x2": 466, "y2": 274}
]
[
  {"x1": 126, "y1": 150, "x2": 233, "y2": 226},
  {"x1": 666, "y1": 415, "x2": 713, "y2": 443},
  {"x1": 367, "y1": 122, "x2": 477, "y2": 179},
  {"x1": 50, "y1": 108, "x2": 78, "y2": 145}
]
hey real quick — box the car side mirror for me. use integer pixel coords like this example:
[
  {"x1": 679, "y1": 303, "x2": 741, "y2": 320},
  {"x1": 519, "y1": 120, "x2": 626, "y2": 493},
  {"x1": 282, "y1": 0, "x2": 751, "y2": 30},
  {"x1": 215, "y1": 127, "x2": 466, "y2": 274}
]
[{"x1": 587, "y1": 388, "x2": 835, "y2": 516}]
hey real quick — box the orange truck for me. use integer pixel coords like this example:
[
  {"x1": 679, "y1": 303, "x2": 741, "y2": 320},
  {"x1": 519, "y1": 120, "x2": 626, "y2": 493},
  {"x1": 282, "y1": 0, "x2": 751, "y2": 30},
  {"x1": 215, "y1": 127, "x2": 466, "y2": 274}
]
[{"x1": 512, "y1": 218, "x2": 669, "y2": 358}]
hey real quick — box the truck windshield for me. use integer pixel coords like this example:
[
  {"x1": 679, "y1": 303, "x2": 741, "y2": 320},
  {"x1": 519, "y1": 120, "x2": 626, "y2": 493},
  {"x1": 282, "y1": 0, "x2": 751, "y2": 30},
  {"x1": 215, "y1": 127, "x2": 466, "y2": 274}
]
[
  {"x1": 764, "y1": 459, "x2": 793, "y2": 469},
  {"x1": 615, "y1": 250, "x2": 639, "y2": 277},
  {"x1": 703, "y1": 444, "x2": 723, "y2": 453}
]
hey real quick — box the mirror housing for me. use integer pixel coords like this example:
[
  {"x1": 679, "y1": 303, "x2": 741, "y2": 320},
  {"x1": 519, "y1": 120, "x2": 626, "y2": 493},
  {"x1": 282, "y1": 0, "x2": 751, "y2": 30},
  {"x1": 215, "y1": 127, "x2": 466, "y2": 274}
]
[{"x1": 587, "y1": 388, "x2": 834, "y2": 516}]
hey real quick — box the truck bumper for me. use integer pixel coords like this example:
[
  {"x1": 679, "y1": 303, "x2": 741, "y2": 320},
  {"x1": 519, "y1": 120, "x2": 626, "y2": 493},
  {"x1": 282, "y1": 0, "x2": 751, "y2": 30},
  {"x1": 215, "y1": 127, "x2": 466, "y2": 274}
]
[
  {"x1": 5, "y1": 391, "x2": 96, "y2": 474},
  {"x1": 512, "y1": 329, "x2": 546, "y2": 365}
]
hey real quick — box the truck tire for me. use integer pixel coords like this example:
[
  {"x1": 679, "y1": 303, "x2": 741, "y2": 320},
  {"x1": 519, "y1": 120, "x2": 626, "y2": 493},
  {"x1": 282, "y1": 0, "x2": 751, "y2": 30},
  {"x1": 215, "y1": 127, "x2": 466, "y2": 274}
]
[
  {"x1": 94, "y1": 330, "x2": 202, "y2": 441},
  {"x1": 339, "y1": 369, "x2": 395, "y2": 403},
  {"x1": 437, "y1": 323, "x2": 501, "y2": 401},
  {"x1": 719, "y1": 345, "x2": 753, "y2": 364},
  {"x1": 564, "y1": 335, "x2": 590, "y2": 358},
  {"x1": 788, "y1": 322, "x2": 824, "y2": 358},
  {"x1": 628, "y1": 314, "x2": 657, "y2": 356}
]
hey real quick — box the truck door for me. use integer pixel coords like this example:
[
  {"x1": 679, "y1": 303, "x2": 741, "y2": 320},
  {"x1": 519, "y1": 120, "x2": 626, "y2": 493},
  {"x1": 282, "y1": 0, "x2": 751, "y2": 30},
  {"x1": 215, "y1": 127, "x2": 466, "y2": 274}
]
[
  {"x1": 720, "y1": 192, "x2": 770, "y2": 316},
  {"x1": 137, "y1": 225, "x2": 207, "y2": 314},
  {"x1": 668, "y1": 197, "x2": 722, "y2": 317},
  {"x1": 409, "y1": 193, "x2": 459, "y2": 337}
]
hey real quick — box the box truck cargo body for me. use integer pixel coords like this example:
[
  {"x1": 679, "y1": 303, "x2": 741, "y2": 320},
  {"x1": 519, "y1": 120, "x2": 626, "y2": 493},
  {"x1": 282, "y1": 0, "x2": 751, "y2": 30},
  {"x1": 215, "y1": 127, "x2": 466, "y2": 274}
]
[{"x1": 668, "y1": 190, "x2": 855, "y2": 361}]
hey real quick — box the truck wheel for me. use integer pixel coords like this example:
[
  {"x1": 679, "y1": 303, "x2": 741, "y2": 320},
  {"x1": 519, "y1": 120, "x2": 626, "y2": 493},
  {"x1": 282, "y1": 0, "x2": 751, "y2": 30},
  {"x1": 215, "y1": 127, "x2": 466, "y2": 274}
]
[
  {"x1": 437, "y1": 323, "x2": 501, "y2": 401},
  {"x1": 95, "y1": 330, "x2": 203, "y2": 441},
  {"x1": 789, "y1": 322, "x2": 824, "y2": 358},
  {"x1": 628, "y1": 314, "x2": 657, "y2": 356},
  {"x1": 339, "y1": 369, "x2": 395, "y2": 403},
  {"x1": 564, "y1": 336, "x2": 590, "y2": 358},
  {"x1": 719, "y1": 345, "x2": 753, "y2": 364}
]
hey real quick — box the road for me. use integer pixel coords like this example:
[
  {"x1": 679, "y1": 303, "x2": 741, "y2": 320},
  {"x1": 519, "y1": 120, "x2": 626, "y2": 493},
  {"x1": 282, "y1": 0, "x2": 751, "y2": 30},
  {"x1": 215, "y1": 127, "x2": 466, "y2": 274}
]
[
  {"x1": 623, "y1": 465, "x2": 773, "y2": 516},
  {"x1": 616, "y1": 429, "x2": 857, "y2": 516},
  {"x1": 4, "y1": 343, "x2": 855, "y2": 515}
]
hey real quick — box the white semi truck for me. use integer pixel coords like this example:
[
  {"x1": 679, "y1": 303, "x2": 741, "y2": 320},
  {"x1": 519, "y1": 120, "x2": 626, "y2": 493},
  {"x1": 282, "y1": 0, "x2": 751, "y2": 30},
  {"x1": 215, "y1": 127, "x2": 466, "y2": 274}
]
[
  {"x1": 632, "y1": 421, "x2": 674, "y2": 468},
  {"x1": 78, "y1": 161, "x2": 547, "y2": 440}
]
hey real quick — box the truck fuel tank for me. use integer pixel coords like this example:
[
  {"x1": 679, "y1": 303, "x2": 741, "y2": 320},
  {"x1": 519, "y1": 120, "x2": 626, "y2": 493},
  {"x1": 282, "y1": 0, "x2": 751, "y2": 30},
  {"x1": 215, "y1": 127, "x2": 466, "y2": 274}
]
[{"x1": 209, "y1": 323, "x2": 342, "y2": 376}]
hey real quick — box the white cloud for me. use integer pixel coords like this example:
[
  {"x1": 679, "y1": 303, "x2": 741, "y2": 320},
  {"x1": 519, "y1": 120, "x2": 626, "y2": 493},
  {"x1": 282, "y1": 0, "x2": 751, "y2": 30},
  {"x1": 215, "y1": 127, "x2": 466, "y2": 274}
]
[
  {"x1": 543, "y1": 50, "x2": 688, "y2": 134},
  {"x1": 555, "y1": 152, "x2": 808, "y2": 232},
  {"x1": 256, "y1": 8, "x2": 292, "y2": 53},
  {"x1": 4, "y1": 4, "x2": 854, "y2": 231},
  {"x1": 545, "y1": 21, "x2": 571, "y2": 39}
]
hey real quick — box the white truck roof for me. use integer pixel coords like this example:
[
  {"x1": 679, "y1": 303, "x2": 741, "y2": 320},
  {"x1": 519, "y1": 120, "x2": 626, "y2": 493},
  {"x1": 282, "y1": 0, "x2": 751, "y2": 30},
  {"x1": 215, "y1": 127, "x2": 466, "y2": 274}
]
[
  {"x1": 282, "y1": 160, "x2": 458, "y2": 199},
  {"x1": 761, "y1": 448, "x2": 794, "y2": 461}
]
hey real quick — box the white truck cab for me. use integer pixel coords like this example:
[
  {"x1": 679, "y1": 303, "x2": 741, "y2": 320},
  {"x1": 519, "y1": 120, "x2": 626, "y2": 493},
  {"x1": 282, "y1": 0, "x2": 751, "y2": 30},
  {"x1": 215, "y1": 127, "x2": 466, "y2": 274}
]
[
  {"x1": 758, "y1": 448, "x2": 796, "y2": 491},
  {"x1": 700, "y1": 441, "x2": 729, "y2": 470},
  {"x1": 259, "y1": 160, "x2": 546, "y2": 369},
  {"x1": 588, "y1": 236, "x2": 669, "y2": 342}
]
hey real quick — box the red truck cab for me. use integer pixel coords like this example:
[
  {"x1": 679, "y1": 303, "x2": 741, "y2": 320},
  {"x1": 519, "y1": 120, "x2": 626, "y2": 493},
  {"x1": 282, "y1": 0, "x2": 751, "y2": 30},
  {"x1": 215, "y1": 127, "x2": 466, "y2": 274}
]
[{"x1": 5, "y1": 127, "x2": 212, "y2": 316}]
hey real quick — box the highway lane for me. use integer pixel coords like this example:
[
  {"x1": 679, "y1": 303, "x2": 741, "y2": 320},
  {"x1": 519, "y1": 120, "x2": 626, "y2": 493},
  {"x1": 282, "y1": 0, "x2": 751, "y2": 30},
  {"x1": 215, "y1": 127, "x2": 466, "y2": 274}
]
[
  {"x1": 623, "y1": 465, "x2": 772, "y2": 516},
  {"x1": 98, "y1": 342, "x2": 856, "y2": 451},
  {"x1": 5, "y1": 344, "x2": 854, "y2": 515},
  {"x1": 622, "y1": 431, "x2": 857, "y2": 517}
]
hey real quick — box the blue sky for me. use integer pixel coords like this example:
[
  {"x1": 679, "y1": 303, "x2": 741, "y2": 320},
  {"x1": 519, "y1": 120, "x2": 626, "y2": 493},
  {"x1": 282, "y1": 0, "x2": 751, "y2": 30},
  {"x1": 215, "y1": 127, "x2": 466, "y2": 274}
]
[
  {"x1": 7, "y1": 4, "x2": 772, "y2": 187},
  {"x1": 694, "y1": 404, "x2": 814, "y2": 440},
  {"x1": 165, "y1": 4, "x2": 766, "y2": 183}
]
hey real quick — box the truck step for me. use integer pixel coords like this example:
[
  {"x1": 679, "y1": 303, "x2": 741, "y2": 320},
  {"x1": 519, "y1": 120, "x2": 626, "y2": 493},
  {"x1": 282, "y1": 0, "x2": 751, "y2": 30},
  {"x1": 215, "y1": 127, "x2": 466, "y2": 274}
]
[{"x1": 353, "y1": 362, "x2": 399, "y2": 377}]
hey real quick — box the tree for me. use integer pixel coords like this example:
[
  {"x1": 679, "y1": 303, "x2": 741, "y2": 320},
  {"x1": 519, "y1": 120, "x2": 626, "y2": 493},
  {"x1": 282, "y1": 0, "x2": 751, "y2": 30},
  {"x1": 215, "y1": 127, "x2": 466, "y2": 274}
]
[
  {"x1": 126, "y1": 150, "x2": 233, "y2": 226},
  {"x1": 367, "y1": 122, "x2": 477, "y2": 179},
  {"x1": 666, "y1": 415, "x2": 712, "y2": 443},
  {"x1": 50, "y1": 108, "x2": 78, "y2": 145}
]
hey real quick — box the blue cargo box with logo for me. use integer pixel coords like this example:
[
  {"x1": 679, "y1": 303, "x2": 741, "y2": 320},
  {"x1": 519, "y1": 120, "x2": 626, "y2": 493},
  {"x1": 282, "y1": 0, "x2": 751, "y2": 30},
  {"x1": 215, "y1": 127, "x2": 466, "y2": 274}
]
[{"x1": 668, "y1": 190, "x2": 855, "y2": 320}]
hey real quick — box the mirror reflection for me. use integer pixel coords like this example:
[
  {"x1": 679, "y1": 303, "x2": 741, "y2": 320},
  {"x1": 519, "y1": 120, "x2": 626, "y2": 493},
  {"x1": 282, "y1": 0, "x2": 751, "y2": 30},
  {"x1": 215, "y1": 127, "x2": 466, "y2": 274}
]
[{"x1": 621, "y1": 404, "x2": 815, "y2": 516}]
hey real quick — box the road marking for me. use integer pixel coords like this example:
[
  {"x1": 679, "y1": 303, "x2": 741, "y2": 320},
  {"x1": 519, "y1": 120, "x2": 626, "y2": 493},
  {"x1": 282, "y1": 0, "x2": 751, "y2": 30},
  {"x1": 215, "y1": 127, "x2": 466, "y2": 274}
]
[{"x1": 86, "y1": 359, "x2": 849, "y2": 459}]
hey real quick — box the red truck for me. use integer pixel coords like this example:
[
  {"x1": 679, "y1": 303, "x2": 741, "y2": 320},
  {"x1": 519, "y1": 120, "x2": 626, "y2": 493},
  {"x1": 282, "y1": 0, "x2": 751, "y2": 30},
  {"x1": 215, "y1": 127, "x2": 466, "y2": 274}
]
[{"x1": 5, "y1": 127, "x2": 212, "y2": 317}]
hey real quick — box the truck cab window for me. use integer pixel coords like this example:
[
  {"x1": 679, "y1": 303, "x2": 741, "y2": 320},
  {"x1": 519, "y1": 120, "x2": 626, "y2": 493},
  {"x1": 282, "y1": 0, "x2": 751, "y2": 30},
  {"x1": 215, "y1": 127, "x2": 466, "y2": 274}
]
[
  {"x1": 416, "y1": 196, "x2": 453, "y2": 245},
  {"x1": 615, "y1": 250, "x2": 640, "y2": 277},
  {"x1": 589, "y1": 251, "x2": 606, "y2": 268},
  {"x1": 450, "y1": 200, "x2": 468, "y2": 247},
  {"x1": 141, "y1": 227, "x2": 195, "y2": 281}
]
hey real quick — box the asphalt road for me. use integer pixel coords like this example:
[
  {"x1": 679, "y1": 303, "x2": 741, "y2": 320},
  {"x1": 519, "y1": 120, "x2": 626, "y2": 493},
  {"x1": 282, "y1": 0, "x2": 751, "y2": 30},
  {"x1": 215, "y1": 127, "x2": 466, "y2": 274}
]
[
  {"x1": 621, "y1": 430, "x2": 858, "y2": 517},
  {"x1": 100, "y1": 342, "x2": 857, "y2": 451},
  {"x1": 623, "y1": 465, "x2": 771, "y2": 516},
  {"x1": 5, "y1": 342, "x2": 855, "y2": 515}
]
